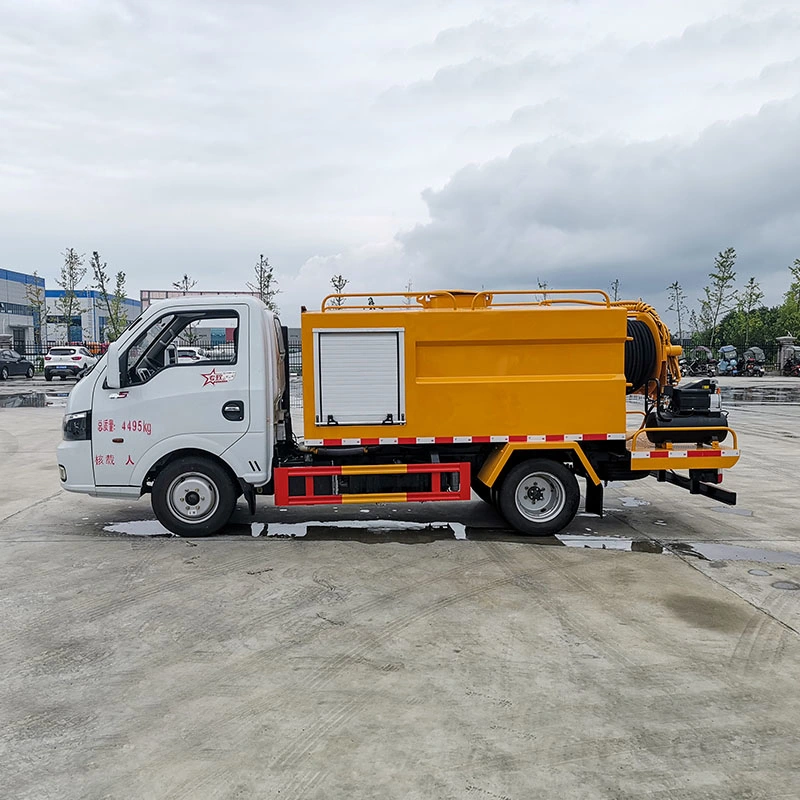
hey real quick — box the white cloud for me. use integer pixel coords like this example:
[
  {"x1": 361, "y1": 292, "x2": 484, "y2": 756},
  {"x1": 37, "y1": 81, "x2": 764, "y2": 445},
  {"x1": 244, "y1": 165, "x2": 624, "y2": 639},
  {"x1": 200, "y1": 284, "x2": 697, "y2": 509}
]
[{"x1": 0, "y1": 0, "x2": 798, "y2": 325}]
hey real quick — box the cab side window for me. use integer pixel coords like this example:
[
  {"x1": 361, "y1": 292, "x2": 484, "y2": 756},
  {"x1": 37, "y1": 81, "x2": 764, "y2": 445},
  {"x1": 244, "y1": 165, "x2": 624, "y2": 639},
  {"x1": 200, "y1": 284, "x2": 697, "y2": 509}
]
[{"x1": 122, "y1": 310, "x2": 240, "y2": 385}]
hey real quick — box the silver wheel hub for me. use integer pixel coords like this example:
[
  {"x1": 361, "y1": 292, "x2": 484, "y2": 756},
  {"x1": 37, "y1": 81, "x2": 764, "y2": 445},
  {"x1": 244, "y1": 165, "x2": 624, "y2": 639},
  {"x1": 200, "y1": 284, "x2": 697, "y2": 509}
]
[
  {"x1": 515, "y1": 472, "x2": 566, "y2": 523},
  {"x1": 167, "y1": 473, "x2": 219, "y2": 524}
]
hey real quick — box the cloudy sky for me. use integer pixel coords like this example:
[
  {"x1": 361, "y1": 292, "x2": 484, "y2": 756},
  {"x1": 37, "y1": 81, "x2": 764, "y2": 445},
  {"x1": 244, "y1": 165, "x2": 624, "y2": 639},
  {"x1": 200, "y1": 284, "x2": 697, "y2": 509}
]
[{"x1": 2, "y1": 0, "x2": 799, "y2": 324}]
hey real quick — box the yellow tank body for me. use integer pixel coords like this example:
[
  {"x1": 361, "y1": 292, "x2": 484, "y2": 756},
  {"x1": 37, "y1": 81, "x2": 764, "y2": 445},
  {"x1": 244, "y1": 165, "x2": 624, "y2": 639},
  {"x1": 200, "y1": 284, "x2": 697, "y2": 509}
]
[{"x1": 301, "y1": 290, "x2": 632, "y2": 443}]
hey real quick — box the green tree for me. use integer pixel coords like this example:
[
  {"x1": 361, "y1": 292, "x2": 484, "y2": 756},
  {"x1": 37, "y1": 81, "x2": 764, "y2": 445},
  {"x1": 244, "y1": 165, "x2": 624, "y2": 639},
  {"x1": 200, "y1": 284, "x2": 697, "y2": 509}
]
[
  {"x1": 173, "y1": 273, "x2": 197, "y2": 294},
  {"x1": 738, "y1": 276, "x2": 764, "y2": 348},
  {"x1": 23, "y1": 271, "x2": 46, "y2": 352},
  {"x1": 701, "y1": 248, "x2": 738, "y2": 351},
  {"x1": 666, "y1": 281, "x2": 688, "y2": 344},
  {"x1": 172, "y1": 274, "x2": 198, "y2": 342},
  {"x1": 329, "y1": 274, "x2": 349, "y2": 306},
  {"x1": 403, "y1": 278, "x2": 414, "y2": 306},
  {"x1": 247, "y1": 254, "x2": 280, "y2": 313},
  {"x1": 54, "y1": 248, "x2": 86, "y2": 342},
  {"x1": 688, "y1": 309, "x2": 702, "y2": 347},
  {"x1": 778, "y1": 259, "x2": 800, "y2": 336},
  {"x1": 90, "y1": 251, "x2": 128, "y2": 342}
]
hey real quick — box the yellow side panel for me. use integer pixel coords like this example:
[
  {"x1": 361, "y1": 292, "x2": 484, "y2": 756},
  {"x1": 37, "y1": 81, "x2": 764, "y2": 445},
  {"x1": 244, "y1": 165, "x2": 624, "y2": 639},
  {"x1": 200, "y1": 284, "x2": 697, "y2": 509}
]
[{"x1": 302, "y1": 305, "x2": 628, "y2": 440}]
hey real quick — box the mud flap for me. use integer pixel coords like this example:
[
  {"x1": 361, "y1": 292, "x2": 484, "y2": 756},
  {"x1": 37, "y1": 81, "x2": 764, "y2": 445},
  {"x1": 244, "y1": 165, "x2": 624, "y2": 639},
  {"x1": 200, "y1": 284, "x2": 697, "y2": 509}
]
[
  {"x1": 239, "y1": 479, "x2": 256, "y2": 516},
  {"x1": 585, "y1": 479, "x2": 604, "y2": 517}
]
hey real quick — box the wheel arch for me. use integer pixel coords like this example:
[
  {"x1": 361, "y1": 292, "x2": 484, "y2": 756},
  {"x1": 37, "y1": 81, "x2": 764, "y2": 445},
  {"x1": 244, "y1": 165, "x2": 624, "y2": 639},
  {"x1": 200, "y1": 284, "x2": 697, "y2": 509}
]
[
  {"x1": 476, "y1": 442, "x2": 601, "y2": 490},
  {"x1": 141, "y1": 447, "x2": 239, "y2": 495}
]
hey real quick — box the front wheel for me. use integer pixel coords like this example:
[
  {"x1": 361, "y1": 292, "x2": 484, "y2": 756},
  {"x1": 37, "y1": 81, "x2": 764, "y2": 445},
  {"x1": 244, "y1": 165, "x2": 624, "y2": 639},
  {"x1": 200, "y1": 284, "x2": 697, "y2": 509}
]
[
  {"x1": 26, "y1": 367, "x2": 34, "y2": 379},
  {"x1": 0, "y1": 367, "x2": 7, "y2": 380},
  {"x1": 151, "y1": 456, "x2": 238, "y2": 536},
  {"x1": 498, "y1": 459, "x2": 580, "y2": 536}
]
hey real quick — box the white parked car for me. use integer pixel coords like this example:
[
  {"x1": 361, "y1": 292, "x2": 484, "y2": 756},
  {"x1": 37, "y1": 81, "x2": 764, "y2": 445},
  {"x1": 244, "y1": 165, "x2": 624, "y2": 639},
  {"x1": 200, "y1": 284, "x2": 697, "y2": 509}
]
[
  {"x1": 44, "y1": 346, "x2": 97, "y2": 381},
  {"x1": 176, "y1": 346, "x2": 208, "y2": 365}
]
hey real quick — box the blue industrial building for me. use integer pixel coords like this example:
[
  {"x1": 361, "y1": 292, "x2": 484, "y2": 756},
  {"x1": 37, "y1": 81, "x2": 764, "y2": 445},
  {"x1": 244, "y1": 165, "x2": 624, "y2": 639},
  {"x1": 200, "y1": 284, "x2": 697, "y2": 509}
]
[{"x1": 0, "y1": 268, "x2": 45, "y2": 352}]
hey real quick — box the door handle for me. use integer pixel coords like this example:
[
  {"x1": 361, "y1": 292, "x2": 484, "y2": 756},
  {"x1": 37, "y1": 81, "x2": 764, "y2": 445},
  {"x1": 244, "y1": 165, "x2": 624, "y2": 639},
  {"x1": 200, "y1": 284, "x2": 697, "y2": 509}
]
[{"x1": 222, "y1": 400, "x2": 245, "y2": 421}]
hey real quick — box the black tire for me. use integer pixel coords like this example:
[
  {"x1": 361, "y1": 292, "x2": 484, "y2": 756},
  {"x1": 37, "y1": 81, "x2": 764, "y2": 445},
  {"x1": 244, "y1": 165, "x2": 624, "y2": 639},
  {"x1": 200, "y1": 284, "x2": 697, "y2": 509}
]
[
  {"x1": 151, "y1": 456, "x2": 237, "y2": 537},
  {"x1": 45, "y1": 373, "x2": 53, "y2": 382},
  {"x1": 498, "y1": 458, "x2": 580, "y2": 536},
  {"x1": 26, "y1": 367, "x2": 34, "y2": 379},
  {"x1": 0, "y1": 367, "x2": 7, "y2": 380}
]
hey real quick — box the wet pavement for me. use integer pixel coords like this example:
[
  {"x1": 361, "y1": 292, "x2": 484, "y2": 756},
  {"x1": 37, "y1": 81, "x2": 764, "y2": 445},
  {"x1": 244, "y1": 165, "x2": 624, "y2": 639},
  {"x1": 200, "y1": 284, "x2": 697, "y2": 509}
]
[{"x1": 3, "y1": 390, "x2": 800, "y2": 799}]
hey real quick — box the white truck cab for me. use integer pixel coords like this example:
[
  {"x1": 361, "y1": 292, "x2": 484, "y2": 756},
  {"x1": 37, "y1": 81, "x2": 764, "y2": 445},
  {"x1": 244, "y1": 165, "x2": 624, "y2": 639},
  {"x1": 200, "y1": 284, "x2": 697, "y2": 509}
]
[{"x1": 58, "y1": 296, "x2": 287, "y2": 534}]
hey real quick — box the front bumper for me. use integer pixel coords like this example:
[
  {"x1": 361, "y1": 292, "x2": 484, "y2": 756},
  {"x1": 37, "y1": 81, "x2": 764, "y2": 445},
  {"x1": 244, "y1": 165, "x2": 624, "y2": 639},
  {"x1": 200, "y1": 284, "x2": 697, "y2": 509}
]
[{"x1": 57, "y1": 439, "x2": 96, "y2": 494}]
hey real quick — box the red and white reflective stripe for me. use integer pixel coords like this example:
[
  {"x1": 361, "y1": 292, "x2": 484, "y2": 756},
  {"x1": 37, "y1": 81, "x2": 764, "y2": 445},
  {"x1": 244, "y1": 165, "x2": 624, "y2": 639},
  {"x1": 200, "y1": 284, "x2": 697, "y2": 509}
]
[
  {"x1": 630, "y1": 449, "x2": 740, "y2": 460},
  {"x1": 303, "y1": 433, "x2": 629, "y2": 447}
]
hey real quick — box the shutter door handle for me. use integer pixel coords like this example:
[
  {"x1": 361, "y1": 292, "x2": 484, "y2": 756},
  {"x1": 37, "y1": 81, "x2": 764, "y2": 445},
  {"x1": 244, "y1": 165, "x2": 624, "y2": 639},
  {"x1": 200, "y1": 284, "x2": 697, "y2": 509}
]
[{"x1": 222, "y1": 401, "x2": 245, "y2": 421}]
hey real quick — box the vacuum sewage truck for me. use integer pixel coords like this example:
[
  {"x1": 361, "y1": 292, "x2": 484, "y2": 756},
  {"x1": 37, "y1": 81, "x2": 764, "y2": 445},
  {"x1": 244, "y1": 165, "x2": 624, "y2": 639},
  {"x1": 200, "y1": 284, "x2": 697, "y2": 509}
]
[{"x1": 57, "y1": 289, "x2": 740, "y2": 536}]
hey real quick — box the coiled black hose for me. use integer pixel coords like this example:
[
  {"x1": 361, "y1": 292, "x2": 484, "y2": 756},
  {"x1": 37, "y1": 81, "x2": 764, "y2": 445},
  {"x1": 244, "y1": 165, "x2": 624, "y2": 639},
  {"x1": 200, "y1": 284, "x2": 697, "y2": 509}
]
[{"x1": 625, "y1": 319, "x2": 657, "y2": 394}]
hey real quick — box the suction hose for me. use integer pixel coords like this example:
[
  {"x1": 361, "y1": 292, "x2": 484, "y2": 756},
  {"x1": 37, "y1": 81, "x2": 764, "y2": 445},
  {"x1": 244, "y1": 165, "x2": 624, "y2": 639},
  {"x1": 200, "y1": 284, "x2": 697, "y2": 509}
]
[
  {"x1": 616, "y1": 301, "x2": 683, "y2": 394},
  {"x1": 624, "y1": 319, "x2": 657, "y2": 394}
]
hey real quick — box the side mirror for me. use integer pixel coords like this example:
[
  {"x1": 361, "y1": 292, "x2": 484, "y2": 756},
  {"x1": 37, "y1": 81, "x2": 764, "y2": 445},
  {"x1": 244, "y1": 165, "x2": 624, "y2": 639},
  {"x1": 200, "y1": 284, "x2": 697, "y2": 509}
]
[
  {"x1": 105, "y1": 341, "x2": 123, "y2": 389},
  {"x1": 165, "y1": 344, "x2": 177, "y2": 366}
]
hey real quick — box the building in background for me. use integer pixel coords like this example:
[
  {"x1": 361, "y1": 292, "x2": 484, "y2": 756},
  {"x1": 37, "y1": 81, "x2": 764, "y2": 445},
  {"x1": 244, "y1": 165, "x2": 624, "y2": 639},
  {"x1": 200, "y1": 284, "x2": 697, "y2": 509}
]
[
  {"x1": 0, "y1": 269, "x2": 45, "y2": 353},
  {"x1": 45, "y1": 289, "x2": 141, "y2": 344}
]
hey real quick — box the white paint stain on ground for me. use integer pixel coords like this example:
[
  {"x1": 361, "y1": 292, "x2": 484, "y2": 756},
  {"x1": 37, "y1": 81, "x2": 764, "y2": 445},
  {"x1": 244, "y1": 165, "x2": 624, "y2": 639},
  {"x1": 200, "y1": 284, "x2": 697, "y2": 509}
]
[{"x1": 619, "y1": 497, "x2": 651, "y2": 507}]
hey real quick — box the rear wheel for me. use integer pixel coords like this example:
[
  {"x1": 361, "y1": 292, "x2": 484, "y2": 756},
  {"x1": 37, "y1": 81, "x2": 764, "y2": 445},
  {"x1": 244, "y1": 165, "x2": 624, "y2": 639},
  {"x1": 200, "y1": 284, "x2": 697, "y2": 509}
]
[
  {"x1": 26, "y1": 367, "x2": 34, "y2": 379},
  {"x1": 0, "y1": 366, "x2": 7, "y2": 380},
  {"x1": 152, "y1": 456, "x2": 238, "y2": 537},
  {"x1": 498, "y1": 459, "x2": 580, "y2": 536},
  {"x1": 45, "y1": 373, "x2": 53, "y2": 382}
]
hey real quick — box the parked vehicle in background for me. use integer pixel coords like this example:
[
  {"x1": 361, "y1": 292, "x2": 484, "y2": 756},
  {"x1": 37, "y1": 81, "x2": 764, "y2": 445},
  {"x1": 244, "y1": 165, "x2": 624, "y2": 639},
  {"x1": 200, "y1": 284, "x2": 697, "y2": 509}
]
[
  {"x1": 83, "y1": 341, "x2": 109, "y2": 357},
  {"x1": 716, "y1": 345, "x2": 739, "y2": 376},
  {"x1": 176, "y1": 346, "x2": 208, "y2": 365},
  {"x1": 782, "y1": 359, "x2": 800, "y2": 377},
  {"x1": 0, "y1": 349, "x2": 35, "y2": 380},
  {"x1": 44, "y1": 346, "x2": 97, "y2": 381},
  {"x1": 740, "y1": 347, "x2": 765, "y2": 377},
  {"x1": 682, "y1": 346, "x2": 716, "y2": 377}
]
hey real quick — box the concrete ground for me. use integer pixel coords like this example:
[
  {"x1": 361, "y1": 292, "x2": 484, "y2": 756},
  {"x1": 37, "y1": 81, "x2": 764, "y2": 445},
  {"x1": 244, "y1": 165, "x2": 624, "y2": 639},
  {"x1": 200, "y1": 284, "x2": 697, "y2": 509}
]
[{"x1": 2, "y1": 385, "x2": 800, "y2": 800}]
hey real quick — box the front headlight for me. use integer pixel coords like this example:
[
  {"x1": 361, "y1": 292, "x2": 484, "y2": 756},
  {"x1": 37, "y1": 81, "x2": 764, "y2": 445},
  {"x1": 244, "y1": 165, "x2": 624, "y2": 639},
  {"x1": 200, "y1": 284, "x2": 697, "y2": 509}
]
[{"x1": 63, "y1": 411, "x2": 92, "y2": 441}]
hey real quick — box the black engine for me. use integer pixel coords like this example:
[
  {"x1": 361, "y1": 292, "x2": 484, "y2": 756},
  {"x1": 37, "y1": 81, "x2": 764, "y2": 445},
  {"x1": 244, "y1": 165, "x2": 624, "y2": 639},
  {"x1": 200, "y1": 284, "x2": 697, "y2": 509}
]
[{"x1": 645, "y1": 378, "x2": 729, "y2": 445}]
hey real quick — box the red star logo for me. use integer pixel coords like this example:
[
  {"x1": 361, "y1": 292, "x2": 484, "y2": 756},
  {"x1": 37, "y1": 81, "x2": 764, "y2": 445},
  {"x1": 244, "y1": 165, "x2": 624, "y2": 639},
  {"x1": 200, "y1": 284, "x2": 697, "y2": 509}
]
[{"x1": 202, "y1": 368, "x2": 221, "y2": 386}]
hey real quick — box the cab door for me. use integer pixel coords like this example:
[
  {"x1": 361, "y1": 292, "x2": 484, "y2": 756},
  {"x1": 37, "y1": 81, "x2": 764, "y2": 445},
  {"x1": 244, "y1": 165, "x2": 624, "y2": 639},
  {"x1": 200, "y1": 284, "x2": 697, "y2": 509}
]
[{"x1": 91, "y1": 305, "x2": 250, "y2": 487}]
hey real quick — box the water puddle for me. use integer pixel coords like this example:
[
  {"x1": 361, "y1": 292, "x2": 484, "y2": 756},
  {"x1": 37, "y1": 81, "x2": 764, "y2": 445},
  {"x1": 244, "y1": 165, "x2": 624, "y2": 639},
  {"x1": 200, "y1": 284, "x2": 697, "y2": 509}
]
[
  {"x1": 100, "y1": 519, "x2": 800, "y2": 566},
  {"x1": 264, "y1": 520, "x2": 468, "y2": 543},
  {"x1": 555, "y1": 534, "x2": 664, "y2": 553},
  {"x1": 721, "y1": 386, "x2": 800, "y2": 405},
  {"x1": 668, "y1": 542, "x2": 800, "y2": 565},
  {"x1": 104, "y1": 520, "x2": 171, "y2": 536},
  {"x1": 0, "y1": 391, "x2": 46, "y2": 408}
]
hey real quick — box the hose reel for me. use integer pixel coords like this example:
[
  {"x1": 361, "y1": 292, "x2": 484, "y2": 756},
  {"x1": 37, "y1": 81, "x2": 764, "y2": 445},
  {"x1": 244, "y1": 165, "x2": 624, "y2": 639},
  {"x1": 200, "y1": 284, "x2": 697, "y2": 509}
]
[{"x1": 624, "y1": 319, "x2": 657, "y2": 394}]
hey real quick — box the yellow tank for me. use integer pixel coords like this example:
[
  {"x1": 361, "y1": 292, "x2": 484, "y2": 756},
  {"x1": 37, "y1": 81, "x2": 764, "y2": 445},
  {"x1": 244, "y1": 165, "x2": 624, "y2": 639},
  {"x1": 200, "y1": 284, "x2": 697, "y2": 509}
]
[{"x1": 300, "y1": 290, "x2": 659, "y2": 444}]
